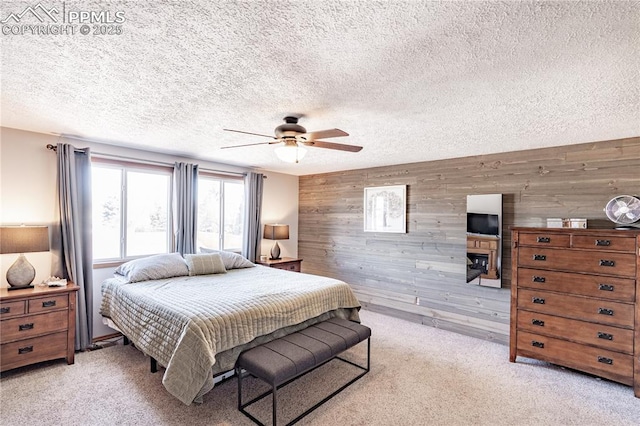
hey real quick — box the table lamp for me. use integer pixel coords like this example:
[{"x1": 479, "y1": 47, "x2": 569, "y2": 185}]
[
  {"x1": 0, "y1": 226, "x2": 50, "y2": 289},
  {"x1": 263, "y1": 224, "x2": 289, "y2": 260}
]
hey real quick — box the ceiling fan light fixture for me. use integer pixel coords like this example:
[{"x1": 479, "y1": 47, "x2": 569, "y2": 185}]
[{"x1": 274, "y1": 144, "x2": 307, "y2": 163}]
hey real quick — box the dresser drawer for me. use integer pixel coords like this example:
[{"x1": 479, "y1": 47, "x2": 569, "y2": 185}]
[
  {"x1": 517, "y1": 247, "x2": 636, "y2": 277},
  {"x1": 517, "y1": 311, "x2": 634, "y2": 354},
  {"x1": 0, "y1": 331, "x2": 68, "y2": 372},
  {"x1": 516, "y1": 268, "x2": 635, "y2": 302},
  {"x1": 518, "y1": 232, "x2": 570, "y2": 248},
  {"x1": 571, "y1": 234, "x2": 636, "y2": 253},
  {"x1": 0, "y1": 310, "x2": 69, "y2": 343},
  {"x1": 28, "y1": 294, "x2": 68, "y2": 313},
  {"x1": 517, "y1": 289, "x2": 634, "y2": 328},
  {"x1": 272, "y1": 262, "x2": 301, "y2": 272},
  {"x1": 0, "y1": 300, "x2": 26, "y2": 319},
  {"x1": 516, "y1": 331, "x2": 633, "y2": 386}
]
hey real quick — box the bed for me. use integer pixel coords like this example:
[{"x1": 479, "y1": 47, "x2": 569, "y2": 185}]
[{"x1": 99, "y1": 252, "x2": 361, "y2": 405}]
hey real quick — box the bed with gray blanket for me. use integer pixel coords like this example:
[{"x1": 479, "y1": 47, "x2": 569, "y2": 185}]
[{"x1": 99, "y1": 251, "x2": 361, "y2": 405}]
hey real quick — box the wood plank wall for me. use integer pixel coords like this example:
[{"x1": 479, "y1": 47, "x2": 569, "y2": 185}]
[{"x1": 298, "y1": 137, "x2": 640, "y2": 344}]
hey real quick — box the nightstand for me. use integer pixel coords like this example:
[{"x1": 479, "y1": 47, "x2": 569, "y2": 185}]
[
  {"x1": 1, "y1": 283, "x2": 79, "y2": 372},
  {"x1": 257, "y1": 257, "x2": 303, "y2": 272}
]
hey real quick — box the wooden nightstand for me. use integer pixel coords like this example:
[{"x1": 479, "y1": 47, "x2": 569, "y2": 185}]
[
  {"x1": 257, "y1": 257, "x2": 303, "y2": 272},
  {"x1": 1, "y1": 283, "x2": 79, "y2": 372}
]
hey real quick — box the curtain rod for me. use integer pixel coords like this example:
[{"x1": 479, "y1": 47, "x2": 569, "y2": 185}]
[{"x1": 46, "y1": 144, "x2": 255, "y2": 178}]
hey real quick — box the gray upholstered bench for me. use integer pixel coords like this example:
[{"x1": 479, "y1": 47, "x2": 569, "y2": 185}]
[{"x1": 235, "y1": 317, "x2": 371, "y2": 426}]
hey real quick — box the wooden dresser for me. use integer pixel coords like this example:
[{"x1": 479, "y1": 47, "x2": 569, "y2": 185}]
[
  {"x1": 510, "y1": 228, "x2": 640, "y2": 397},
  {"x1": 1, "y1": 283, "x2": 79, "y2": 372}
]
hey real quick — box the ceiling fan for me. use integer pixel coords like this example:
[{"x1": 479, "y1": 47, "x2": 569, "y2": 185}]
[{"x1": 221, "y1": 116, "x2": 363, "y2": 163}]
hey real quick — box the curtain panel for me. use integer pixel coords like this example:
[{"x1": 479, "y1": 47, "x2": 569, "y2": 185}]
[
  {"x1": 242, "y1": 172, "x2": 264, "y2": 262},
  {"x1": 173, "y1": 162, "x2": 199, "y2": 255},
  {"x1": 51, "y1": 143, "x2": 93, "y2": 350}
]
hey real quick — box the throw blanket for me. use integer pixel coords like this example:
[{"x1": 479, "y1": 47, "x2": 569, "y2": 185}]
[{"x1": 100, "y1": 266, "x2": 361, "y2": 405}]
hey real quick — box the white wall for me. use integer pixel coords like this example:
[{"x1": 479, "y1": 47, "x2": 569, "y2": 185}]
[{"x1": 0, "y1": 127, "x2": 299, "y2": 338}]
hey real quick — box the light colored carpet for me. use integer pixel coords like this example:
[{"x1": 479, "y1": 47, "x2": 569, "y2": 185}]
[{"x1": 1, "y1": 309, "x2": 639, "y2": 425}]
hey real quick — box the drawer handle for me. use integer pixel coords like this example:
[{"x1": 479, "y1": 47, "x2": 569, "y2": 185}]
[
  {"x1": 533, "y1": 254, "x2": 546, "y2": 261},
  {"x1": 19, "y1": 323, "x2": 34, "y2": 331},
  {"x1": 532, "y1": 276, "x2": 546, "y2": 283},
  {"x1": 531, "y1": 319, "x2": 545, "y2": 327},
  {"x1": 0, "y1": 307, "x2": 9, "y2": 314},
  {"x1": 532, "y1": 297, "x2": 545, "y2": 304},
  {"x1": 597, "y1": 332, "x2": 613, "y2": 341},
  {"x1": 595, "y1": 239, "x2": 611, "y2": 246},
  {"x1": 598, "y1": 308, "x2": 614, "y2": 316},
  {"x1": 598, "y1": 284, "x2": 615, "y2": 292},
  {"x1": 599, "y1": 260, "x2": 615, "y2": 267},
  {"x1": 42, "y1": 300, "x2": 56, "y2": 308},
  {"x1": 531, "y1": 341, "x2": 545, "y2": 348},
  {"x1": 536, "y1": 237, "x2": 551, "y2": 243},
  {"x1": 597, "y1": 356, "x2": 613, "y2": 365},
  {"x1": 18, "y1": 346, "x2": 34, "y2": 355}
]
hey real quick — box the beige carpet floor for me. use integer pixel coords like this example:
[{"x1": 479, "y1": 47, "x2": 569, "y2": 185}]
[{"x1": 1, "y1": 309, "x2": 639, "y2": 425}]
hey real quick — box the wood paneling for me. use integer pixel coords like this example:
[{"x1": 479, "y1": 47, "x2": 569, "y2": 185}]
[{"x1": 299, "y1": 137, "x2": 640, "y2": 344}]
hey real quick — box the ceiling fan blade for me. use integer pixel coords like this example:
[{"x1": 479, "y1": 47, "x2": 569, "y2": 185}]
[
  {"x1": 220, "y1": 141, "x2": 279, "y2": 149},
  {"x1": 303, "y1": 140, "x2": 363, "y2": 152},
  {"x1": 301, "y1": 128, "x2": 349, "y2": 141},
  {"x1": 223, "y1": 129, "x2": 276, "y2": 139}
]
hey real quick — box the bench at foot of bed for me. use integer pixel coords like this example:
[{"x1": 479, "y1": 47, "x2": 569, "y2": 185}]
[{"x1": 235, "y1": 317, "x2": 371, "y2": 426}]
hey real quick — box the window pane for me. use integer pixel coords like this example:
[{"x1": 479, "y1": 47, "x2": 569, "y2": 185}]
[
  {"x1": 126, "y1": 171, "x2": 170, "y2": 256},
  {"x1": 197, "y1": 179, "x2": 221, "y2": 250},
  {"x1": 223, "y1": 181, "x2": 244, "y2": 250},
  {"x1": 92, "y1": 167, "x2": 122, "y2": 260}
]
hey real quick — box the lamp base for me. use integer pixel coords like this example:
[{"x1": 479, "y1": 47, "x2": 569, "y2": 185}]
[
  {"x1": 6, "y1": 253, "x2": 36, "y2": 288},
  {"x1": 270, "y1": 241, "x2": 281, "y2": 260},
  {"x1": 7, "y1": 285, "x2": 34, "y2": 291}
]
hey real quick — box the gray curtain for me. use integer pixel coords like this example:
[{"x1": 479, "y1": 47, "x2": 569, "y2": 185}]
[
  {"x1": 242, "y1": 172, "x2": 264, "y2": 262},
  {"x1": 173, "y1": 162, "x2": 199, "y2": 255},
  {"x1": 51, "y1": 143, "x2": 93, "y2": 351}
]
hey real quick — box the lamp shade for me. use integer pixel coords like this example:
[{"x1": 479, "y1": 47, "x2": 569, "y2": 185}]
[
  {"x1": 0, "y1": 226, "x2": 50, "y2": 254},
  {"x1": 263, "y1": 224, "x2": 289, "y2": 240},
  {"x1": 274, "y1": 144, "x2": 307, "y2": 163}
]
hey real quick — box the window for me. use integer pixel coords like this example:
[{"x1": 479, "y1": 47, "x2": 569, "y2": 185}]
[
  {"x1": 92, "y1": 161, "x2": 172, "y2": 261},
  {"x1": 197, "y1": 174, "x2": 245, "y2": 251}
]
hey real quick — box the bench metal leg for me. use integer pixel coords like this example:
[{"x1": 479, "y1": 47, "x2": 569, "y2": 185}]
[{"x1": 150, "y1": 357, "x2": 157, "y2": 373}]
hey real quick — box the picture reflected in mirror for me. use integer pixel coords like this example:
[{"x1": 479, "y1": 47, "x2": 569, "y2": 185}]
[{"x1": 466, "y1": 194, "x2": 502, "y2": 288}]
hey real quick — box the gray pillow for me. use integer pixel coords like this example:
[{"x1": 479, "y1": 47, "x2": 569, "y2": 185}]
[
  {"x1": 199, "y1": 247, "x2": 255, "y2": 269},
  {"x1": 184, "y1": 253, "x2": 227, "y2": 276},
  {"x1": 115, "y1": 253, "x2": 189, "y2": 283}
]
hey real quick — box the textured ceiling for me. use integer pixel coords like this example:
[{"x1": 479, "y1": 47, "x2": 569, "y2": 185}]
[{"x1": 1, "y1": 1, "x2": 639, "y2": 176}]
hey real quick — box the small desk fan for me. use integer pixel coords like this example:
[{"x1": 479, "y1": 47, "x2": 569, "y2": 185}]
[{"x1": 604, "y1": 195, "x2": 640, "y2": 228}]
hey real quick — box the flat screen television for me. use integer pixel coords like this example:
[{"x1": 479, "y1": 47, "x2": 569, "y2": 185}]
[{"x1": 467, "y1": 213, "x2": 499, "y2": 236}]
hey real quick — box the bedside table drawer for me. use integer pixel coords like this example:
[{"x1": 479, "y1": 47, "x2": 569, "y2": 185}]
[
  {"x1": 1, "y1": 331, "x2": 68, "y2": 372},
  {"x1": 1, "y1": 310, "x2": 69, "y2": 343},
  {"x1": 272, "y1": 262, "x2": 301, "y2": 272},
  {"x1": 0, "y1": 300, "x2": 26, "y2": 319},
  {"x1": 28, "y1": 294, "x2": 68, "y2": 313}
]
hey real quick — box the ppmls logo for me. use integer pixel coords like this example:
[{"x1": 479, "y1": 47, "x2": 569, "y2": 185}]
[
  {"x1": 2, "y1": 2, "x2": 126, "y2": 36},
  {"x1": 1, "y1": 3, "x2": 60, "y2": 24}
]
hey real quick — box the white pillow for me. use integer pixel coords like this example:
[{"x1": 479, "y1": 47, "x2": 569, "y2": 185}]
[
  {"x1": 115, "y1": 253, "x2": 189, "y2": 283},
  {"x1": 184, "y1": 253, "x2": 227, "y2": 276},
  {"x1": 198, "y1": 247, "x2": 255, "y2": 269}
]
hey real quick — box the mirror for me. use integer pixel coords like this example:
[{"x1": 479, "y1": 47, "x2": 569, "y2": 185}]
[{"x1": 466, "y1": 194, "x2": 502, "y2": 288}]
